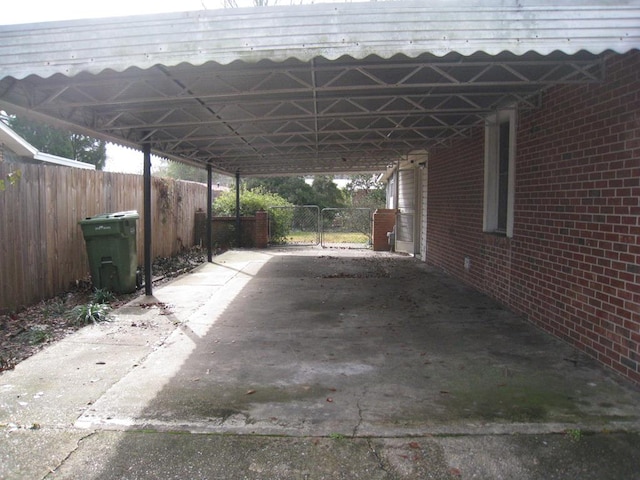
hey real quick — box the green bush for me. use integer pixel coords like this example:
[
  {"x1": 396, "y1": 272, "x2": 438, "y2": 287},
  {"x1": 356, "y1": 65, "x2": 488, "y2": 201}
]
[{"x1": 213, "y1": 187, "x2": 293, "y2": 244}]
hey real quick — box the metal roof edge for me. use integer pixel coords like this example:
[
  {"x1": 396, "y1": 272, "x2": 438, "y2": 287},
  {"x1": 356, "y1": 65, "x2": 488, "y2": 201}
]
[
  {"x1": 0, "y1": 117, "x2": 95, "y2": 169},
  {"x1": 1, "y1": 0, "x2": 639, "y2": 80},
  {"x1": 33, "y1": 152, "x2": 96, "y2": 169},
  {"x1": 0, "y1": 120, "x2": 38, "y2": 157}
]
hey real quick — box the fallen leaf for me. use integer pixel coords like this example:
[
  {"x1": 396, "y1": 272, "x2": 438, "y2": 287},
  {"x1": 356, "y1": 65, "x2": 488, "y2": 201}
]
[
  {"x1": 246, "y1": 389, "x2": 256, "y2": 395},
  {"x1": 449, "y1": 467, "x2": 462, "y2": 477},
  {"x1": 328, "y1": 387, "x2": 337, "y2": 392},
  {"x1": 408, "y1": 441, "x2": 421, "y2": 449}
]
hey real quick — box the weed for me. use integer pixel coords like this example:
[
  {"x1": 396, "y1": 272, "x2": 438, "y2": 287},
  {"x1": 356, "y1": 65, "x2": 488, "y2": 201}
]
[
  {"x1": 27, "y1": 325, "x2": 51, "y2": 345},
  {"x1": 67, "y1": 303, "x2": 112, "y2": 325},
  {"x1": 91, "y1": 288, "x2": 115, "y2": 304},
  {"x1": 329, "y1": 433, "x2": 346, "y2": 440},
  {"x1": 42, "y1": 298, "x2": 67, "y2": 318},
  {"x1": 566, "y1": 428, "x2": 582, "y2": 442}
]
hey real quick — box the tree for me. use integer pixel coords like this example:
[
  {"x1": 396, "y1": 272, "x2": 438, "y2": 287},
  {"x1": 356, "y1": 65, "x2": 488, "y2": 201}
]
[
  {"x1": 8, "y1": 116, "x2": 107, "y2": 170},
  {"x1": 344, "y1": 174, "x2": 386, "y2": 209},
  {"x1": 244, "y1": 176, "x2": 315, "y2": 205},
  {"x1": 311, "y1": 175, "x2": 347, "y2": 210}
]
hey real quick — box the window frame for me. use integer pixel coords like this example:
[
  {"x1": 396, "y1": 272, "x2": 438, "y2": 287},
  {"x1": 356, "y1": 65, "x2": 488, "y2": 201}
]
[{"x1": 483, "y1": 108, "x2": 516, "y2": 237}]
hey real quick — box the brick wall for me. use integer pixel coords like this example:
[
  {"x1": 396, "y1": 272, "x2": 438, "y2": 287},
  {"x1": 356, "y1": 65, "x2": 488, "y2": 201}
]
[
  {"x1": 194, "y1": 210, "x2": 269, "y2": 249},
  {"x1": 426, "y1": 51, "x2": 640, "y2": 385},
  {"x1": 372, "y1": 208, "x2": 397, "y2": 251}
]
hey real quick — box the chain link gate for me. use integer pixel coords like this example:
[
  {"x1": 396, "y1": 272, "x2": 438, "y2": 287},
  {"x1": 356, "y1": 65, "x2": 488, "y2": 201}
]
[
  {"x1": 268, "y1": 205, "x2": 320, "y2": 245},
  {"x1": 321, "y1": 208, "x2": 372, "y2": 249}
]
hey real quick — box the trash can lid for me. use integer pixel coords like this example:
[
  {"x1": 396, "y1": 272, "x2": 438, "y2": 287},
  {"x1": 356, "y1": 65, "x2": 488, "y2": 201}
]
[{"x1": 80, "y1": 210, "x2": 139, "y2": 223}]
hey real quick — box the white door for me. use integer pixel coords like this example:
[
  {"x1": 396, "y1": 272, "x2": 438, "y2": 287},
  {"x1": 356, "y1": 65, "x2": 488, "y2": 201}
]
[{"x1": 395, "y1": 167, "x2": 421, "y2": 255}]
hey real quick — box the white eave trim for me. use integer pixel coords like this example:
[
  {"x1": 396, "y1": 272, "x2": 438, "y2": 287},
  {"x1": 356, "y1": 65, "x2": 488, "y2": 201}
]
[{"x1": 0, "y1": 120, "x2": 95, "y2": 169}]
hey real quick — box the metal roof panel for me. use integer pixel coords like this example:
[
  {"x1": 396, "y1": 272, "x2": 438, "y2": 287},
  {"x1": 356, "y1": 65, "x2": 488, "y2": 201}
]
[{"x1": 1, "y1": 1, "x2": 639, "y2": 80}]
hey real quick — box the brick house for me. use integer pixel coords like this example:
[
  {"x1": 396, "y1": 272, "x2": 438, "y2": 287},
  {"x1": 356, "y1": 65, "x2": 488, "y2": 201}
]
[{"x1": 388, "y1": 51, "x2": 640, "y2": 383}]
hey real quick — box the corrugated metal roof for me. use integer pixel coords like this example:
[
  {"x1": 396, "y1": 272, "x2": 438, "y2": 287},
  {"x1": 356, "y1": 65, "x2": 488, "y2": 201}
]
[
  {"x1": 1, "y1": 0, "x2": 639, "y2": 80},
  {"x1": 0, "y1": 1, "x2": 638, "y2": 176}
]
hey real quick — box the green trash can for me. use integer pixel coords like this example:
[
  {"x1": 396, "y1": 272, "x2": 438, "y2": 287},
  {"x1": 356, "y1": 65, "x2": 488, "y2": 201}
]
[{"x1": 79, "y1": 210, "x2": 140, "y2": 294}]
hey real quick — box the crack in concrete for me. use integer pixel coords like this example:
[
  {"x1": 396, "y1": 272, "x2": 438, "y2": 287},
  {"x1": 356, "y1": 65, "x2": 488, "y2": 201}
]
[
  {"x1": 43, "y1": 430, "x2": 98, "y2": 479},
  {"x1": 352, "y1": 398, "x2": 364, "y2": 437},
  {"x1": 352, "y1": 386, "x2": 368, "y2": 438},
  {"x1": 366, "y1": 438, "x2": 392, "y2": 475}
]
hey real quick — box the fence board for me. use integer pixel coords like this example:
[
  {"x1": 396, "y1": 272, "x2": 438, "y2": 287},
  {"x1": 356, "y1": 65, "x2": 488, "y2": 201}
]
[{"x1": 0, "y1": 163, "x2": 208, "y2": 312}]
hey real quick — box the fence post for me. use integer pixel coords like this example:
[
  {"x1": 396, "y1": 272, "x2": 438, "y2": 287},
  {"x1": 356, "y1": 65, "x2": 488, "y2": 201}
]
[{"x1": 255, "y1": 210, "x2": 269, "y2": 248}]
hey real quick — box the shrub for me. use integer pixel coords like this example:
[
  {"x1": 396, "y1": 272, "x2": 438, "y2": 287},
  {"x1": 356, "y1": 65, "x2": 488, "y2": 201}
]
[{"x1": 213, "y1": 187, "x2": 293, "y2": 244}]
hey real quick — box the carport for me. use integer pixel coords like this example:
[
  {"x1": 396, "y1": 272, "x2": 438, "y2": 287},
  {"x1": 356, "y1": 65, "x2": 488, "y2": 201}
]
[
  {"x1": 1, "y1": 1, "x2": 637, "y2": 295},
  {"x1": 3, "y1": 3, "x2": 640, "y2": 477}
]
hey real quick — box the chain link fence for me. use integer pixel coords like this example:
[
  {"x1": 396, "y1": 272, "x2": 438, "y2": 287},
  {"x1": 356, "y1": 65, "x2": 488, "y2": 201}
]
[
  {"x1": 268, "y1": 205, "x2": 320, "y2": 245},
  {"x1": 268, "y1": 206, "x2": 372, "y2": 248},
  {"x1": 321, "y1": 208, "x2": 372, "y2": 248}
]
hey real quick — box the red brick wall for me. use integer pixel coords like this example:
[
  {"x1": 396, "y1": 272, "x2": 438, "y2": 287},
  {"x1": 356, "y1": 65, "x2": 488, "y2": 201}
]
[
  {"x1": 194, "y1": 211, "x2": 269, "y2": 249},
  {"x1": 372, "y1": 208, "x2": 397, "y2": 251},
  {"x1": 426, "y1": 51, "x2": 640, "y2": 385}
]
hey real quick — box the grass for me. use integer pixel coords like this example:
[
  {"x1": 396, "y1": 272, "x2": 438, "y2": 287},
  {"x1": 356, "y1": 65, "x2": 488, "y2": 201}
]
[{"x1": 284, "y1": 231, "x2": 370, "y2": 244}]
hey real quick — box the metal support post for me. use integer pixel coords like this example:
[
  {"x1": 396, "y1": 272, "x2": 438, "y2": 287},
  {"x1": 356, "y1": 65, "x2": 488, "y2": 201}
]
[
  {"x1": 143, "y1": 143, "x2": 152, "y2": 296},
  {"x1": 207, "y1": 163, "x2": 213, "y2": 262},
  {"x1": 235, "y1": 170, "x2": 241, "y2": 248}
]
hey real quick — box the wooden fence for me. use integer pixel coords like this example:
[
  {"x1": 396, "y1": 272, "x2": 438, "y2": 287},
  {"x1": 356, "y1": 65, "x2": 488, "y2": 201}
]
[{"x1": 0, "y1": 163, "x2": 208, "y2": 312}]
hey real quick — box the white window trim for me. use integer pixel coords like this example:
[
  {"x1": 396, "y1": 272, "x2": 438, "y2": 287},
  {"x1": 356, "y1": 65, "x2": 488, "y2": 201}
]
[{"x1": 483, "y1": 108, "x2": 516, "y2": 237}]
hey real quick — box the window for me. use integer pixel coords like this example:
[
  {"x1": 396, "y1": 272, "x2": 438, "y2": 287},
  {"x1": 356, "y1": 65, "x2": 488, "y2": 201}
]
[{"x1": 483, "y1": 109, "x2": 515, "y2": 237}]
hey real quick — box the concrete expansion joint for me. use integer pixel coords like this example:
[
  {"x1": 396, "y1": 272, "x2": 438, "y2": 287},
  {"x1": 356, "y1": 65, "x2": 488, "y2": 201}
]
[{"x1": 42, "y1": 430, "x2": 97, "y2": 479}]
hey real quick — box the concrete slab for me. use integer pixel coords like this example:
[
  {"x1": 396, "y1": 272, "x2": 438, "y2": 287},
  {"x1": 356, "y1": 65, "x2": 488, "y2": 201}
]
[
  {"x1": 2, "y1": 248, "x2": 640, "y2": 479},
  {"x1": 76, "y1": 250, "x2": 640, "y2": 437}
]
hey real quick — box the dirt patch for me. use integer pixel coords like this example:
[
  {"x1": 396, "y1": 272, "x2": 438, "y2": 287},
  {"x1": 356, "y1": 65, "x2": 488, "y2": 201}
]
[{"x1": 0, "y1": 247, "x2": 207, "y2": 372}]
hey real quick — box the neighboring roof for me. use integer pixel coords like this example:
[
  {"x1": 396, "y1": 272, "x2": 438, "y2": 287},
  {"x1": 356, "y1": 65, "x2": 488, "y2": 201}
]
[
  {"x1": 0, "y1": 1, "x2": 638, "y2": 176},
  {"x1": 0, "y1": 120, "x2": 96, "y2": 169}
]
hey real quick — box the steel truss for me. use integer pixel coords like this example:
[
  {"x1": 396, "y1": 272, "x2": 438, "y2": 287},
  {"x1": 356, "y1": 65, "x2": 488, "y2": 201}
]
[{"x1": 0, "y1": 52, "x2": 604, "y2": 175}]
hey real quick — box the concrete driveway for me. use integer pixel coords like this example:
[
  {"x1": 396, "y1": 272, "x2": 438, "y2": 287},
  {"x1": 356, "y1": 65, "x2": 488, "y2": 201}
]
[{"x1": 2, "y1": 248, "x2": 640, "y2": 479}]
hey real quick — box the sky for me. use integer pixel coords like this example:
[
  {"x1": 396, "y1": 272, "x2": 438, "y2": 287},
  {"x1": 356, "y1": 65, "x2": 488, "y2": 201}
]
[{"x1": 2, "y1": 0, "x2": 361, "y2": 174}]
